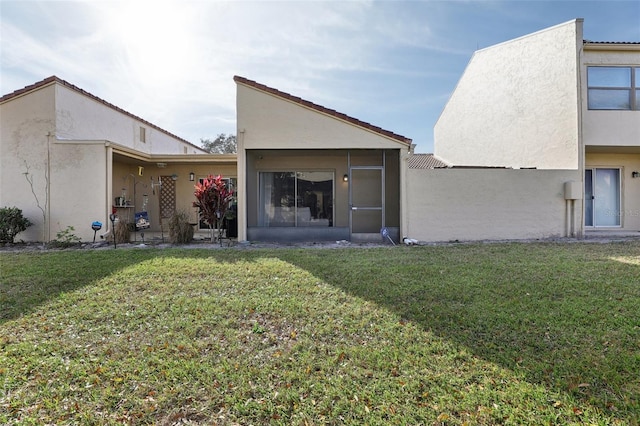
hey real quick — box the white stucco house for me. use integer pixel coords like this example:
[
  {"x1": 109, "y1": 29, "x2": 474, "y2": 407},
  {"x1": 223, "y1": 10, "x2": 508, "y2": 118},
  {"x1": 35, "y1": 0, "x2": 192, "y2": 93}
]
[
  {"x1": 233, "y1": 76, "x2": 412, "y2": 243},
  {"x1": 0, "y1": 76, "x2": 236, "y2": 243},
  {"x1": 1, "y1": 19, "x2": 638, "y2": 244}
]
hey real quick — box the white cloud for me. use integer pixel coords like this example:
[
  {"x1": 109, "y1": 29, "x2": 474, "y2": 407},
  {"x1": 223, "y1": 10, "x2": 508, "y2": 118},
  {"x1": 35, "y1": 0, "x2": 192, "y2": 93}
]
[
  {"x1": 4, "y1": 0, "x2": 639, "y2": 152},
  {"x1": 2, "y1": 0, "x2": 438, "y2": 142}
]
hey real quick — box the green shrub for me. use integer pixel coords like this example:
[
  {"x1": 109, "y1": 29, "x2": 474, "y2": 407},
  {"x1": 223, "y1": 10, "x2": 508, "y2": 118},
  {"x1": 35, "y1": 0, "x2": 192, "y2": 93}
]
[
  {"x1": 0, "y1": 206, "x2": 32, "y2": 243},
  {"x1": 168, "y1": 210, "x2": 194, "y2": 244},
  {"x1": 48, "y1": 226, "x2": 81, "y2": 248}
]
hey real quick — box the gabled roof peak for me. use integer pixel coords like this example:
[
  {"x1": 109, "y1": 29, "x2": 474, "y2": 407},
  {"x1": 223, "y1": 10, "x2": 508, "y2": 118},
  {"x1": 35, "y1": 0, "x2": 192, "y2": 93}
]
[
  {"x1": 234, "y1": 76, "x2": 412, "y2": 145},
  {"x1": 1, "y1": 76, "x2": 203, "y2": 151},
  {"x1": 0, "y1": 75, "x2": 59, "y2": 102}
]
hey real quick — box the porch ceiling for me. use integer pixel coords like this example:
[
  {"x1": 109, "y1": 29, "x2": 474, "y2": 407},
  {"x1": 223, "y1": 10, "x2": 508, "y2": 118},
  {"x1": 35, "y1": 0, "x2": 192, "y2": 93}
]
[{"x1": 113, "y1": 152, "x2": 237, "y2": 166}]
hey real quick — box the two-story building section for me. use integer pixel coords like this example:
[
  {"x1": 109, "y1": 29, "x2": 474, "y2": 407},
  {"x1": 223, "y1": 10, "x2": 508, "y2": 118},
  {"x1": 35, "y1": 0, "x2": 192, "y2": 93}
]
[
  {"x1": 432, "y1": 19, "x2": 640, "y2": 238},
  {"x1": 582, "y1": 41, "x2": 640, "y2": 230}
]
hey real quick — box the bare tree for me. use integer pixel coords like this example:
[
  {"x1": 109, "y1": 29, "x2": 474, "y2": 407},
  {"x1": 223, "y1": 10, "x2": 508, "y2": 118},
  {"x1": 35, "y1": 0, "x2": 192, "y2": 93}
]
[{"x1": 23, "y1": 163, "x2": 48, "y2": 244}]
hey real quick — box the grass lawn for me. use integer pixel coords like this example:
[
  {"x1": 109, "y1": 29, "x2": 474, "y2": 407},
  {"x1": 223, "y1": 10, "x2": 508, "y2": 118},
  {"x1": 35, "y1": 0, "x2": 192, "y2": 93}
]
[{"x1": 1, "y1": 242, "x2": 639, "y2": 425}]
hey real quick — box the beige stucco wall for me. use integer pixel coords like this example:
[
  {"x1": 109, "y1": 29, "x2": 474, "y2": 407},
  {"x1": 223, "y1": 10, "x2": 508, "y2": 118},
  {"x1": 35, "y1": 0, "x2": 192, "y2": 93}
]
[
  {"x1": 236, "y1": 85, "x2": 411, "y2": 151},
  {"x1": 581, "y1": 47, "x2": 640, "y2": 148},
  {"x1": 585, "y1": 153, "x2": 640, "y2": 230},
  {"x1": 1, "y1": 134, "x2": 109, "y2": 244},
  {"x1": 49, "y1": 141, "x2": 108, "y2": 241},
  {"x1": 406, "y1": 169, "x2": 581, "y2": 242},
  {"x1": 1, "y1": 80, "x2": 215, "y2": 242},
  {"x1": 434, "y1": 20, "x2": 582, "y2": 169},
  {"x1": 236, "y1": 82, "x2": 410, "y2": 241},
  {"x1": 56, "y1": 84, "x2": 203, "y2": 155},
  {"x1": 1, "y1": 84, "x2": 57, "y2": 241}
]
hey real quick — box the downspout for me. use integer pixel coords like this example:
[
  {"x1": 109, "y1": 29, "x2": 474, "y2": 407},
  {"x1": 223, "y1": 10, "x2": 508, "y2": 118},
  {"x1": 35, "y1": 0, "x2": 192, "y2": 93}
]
[
  {"x1": 400, "y1": 144, "x2": 414, "y2": 240},
  {"x1": 565, "y1": 198, "x2": 575, "y2": 238},
  {"x1": 101, "y1": 143, "x2": 114, "y2": 239},
  {"x1": 576, "y1": 21, "x2": 585, "y2": 239},
  {"x1": 237, "y1": 129, "x2": 247, "y2": 242},
  {"x1": 347, "y1": 151, "x2": 352, "y2": 237},
  {"x1": 46, "y1": 131, "x2": 52, "y2": 242}
]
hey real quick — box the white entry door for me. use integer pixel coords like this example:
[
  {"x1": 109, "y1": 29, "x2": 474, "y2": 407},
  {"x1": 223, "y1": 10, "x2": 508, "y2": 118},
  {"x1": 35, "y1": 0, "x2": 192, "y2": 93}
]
[{"x1": 585, "y1": 168, "x2": 621, "y2": 227}]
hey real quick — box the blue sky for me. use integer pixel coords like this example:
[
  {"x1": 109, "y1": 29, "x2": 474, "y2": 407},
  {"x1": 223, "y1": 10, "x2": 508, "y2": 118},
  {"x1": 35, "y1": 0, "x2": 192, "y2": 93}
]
[{"x1": 1, "y1": 1, "x2": 639, "y2": 153}]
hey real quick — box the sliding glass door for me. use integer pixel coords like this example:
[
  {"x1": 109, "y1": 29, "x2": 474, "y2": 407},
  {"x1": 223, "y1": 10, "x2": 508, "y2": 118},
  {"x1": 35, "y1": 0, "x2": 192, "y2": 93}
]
[
  {"x1": 258, "y1": 171, "x2": 334, "y2": 227},
  {"x1": 585, "y1": 168, "x2": 620, "y2": 227}
]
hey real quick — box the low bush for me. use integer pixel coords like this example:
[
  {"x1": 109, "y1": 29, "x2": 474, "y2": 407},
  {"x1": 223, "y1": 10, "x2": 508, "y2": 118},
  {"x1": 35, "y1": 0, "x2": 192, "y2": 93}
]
[
  {"x1": 0, "y1": 206, "x2": 32, "y2": 243},
  {"x1": 48, "y1": 226, "x2": 81, "y2": 248}
]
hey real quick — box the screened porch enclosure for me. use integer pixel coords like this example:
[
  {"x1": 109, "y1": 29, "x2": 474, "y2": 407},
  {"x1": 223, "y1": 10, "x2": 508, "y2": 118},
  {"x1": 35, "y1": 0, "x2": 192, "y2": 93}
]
[{"x1": 246, "y1": 149, "x2": 400, "y2": 242}]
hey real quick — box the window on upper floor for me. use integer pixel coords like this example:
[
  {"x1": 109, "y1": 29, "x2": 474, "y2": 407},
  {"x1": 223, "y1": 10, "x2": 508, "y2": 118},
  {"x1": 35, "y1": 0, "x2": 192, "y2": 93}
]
[
  {"x1": 587, "y1": 66, "x2": 638, "y2": 110},
  {"x1": 140, "y1": 126, "x2": 146, "y2": 142}
]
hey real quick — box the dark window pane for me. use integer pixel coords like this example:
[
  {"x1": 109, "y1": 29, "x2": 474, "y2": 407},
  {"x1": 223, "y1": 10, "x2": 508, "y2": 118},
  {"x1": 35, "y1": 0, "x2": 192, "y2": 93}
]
[
  {"x1": 259, "y1": 172, "x2": 295, "y2": 226},
  {"x1": 296, "y1": 171, "x2": 333, "y2": 227},
  {"x1": 588, "y1": 89, "x2": 631, "y2": 110},
  {"x1": 636, "y1": 89, "x2": 640, "y2": 110},
  {"x1": 259, "y1": 171, "x2": 334, "y2": 227},
  {"x1": 636, "y1": 68, "x2": 640, "y2": 88},
  {"x1": 588, "y1": 67, "x2": 631, "y2": 87}
]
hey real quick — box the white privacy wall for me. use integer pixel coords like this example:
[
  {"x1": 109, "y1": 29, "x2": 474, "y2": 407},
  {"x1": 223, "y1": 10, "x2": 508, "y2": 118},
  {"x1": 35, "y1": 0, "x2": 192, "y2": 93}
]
[{"x1": 406, "y1": 168, "x2": 581, "y2": 242}]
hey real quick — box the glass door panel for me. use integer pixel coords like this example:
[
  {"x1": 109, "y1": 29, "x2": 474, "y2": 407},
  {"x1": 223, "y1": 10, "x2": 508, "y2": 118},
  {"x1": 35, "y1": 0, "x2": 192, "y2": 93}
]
[
  {"x1": 585, "y1": 168, "x2": 620, "y2": 227},
  {"x1": 585, "y1": 169, "x2": 593, "y2": 227},
  {"x1": 594, "y1": 168, "x2": 620, "y2": 226}
]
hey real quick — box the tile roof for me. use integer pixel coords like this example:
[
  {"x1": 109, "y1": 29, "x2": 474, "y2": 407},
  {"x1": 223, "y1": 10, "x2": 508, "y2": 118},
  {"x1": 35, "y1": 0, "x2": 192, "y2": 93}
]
[
  {"x1": 408, "y1": 153, "x2": 450, "y2": 169},
  {"x1": 584, "y1": 40, "x2": 640, "y2": 45},
  {"x1": 1, "y1": 76, "x2": 203, "y2": 151},
  {"x1": 234, "y1": 76, "x2": 413, "y2": 145}
]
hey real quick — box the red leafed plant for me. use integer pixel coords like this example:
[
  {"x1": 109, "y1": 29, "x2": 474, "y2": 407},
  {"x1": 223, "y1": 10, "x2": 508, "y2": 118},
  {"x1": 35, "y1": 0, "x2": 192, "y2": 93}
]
[{"x1": 193, "y1": 174, "x2": 234, "y2": 244}]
